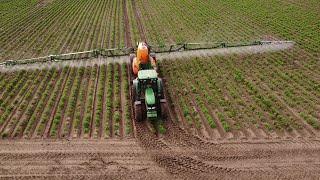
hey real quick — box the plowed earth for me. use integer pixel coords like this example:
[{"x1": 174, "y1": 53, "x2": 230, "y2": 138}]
[{"x1": 0, "y1": 124, "x2": 319, "y2": 179}]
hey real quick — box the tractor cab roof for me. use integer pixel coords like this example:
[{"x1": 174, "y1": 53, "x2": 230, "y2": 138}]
[{"x1": 138, "y1": 69, "x2": 158, "y2": 80}]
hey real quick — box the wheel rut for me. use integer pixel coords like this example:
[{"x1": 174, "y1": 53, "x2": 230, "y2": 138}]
[{"x1": 127, "y1": 61, "x2": 320, "y2": 179}]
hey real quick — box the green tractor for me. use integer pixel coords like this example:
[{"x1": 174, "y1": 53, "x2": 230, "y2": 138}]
[
  {"x1": 130, "y1": 42, "x2": 168, "y2": 121},
  {"x1": 132, "y1": 69, "x2": 168, "y2": 121}
]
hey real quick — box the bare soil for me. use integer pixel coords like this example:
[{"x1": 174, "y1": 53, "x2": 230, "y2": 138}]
[
  {"x1": 0, "y1": 125, "x2": 319, "y2": 179},
  {"x1": 0, "y1": 139, "x2": 171, "y2": 179}
]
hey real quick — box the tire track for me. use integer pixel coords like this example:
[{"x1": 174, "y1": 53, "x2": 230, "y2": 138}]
[
  {"x1": 127, "y1": 64, "x2": 245, "y2": 178},
  {"x1": 0, "y1": 139, "x2": 172, "y2": 179}
]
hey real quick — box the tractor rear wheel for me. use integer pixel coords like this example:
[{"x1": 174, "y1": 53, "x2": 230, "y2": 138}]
[
  {"x1": 160, "y1": 99, "x2": 168, "y2": 119},
  {"x1": 134, "y1": 101, "x2": 143, "y2": 122},
  {"x1": 132, "y1": 86, "x2": 137, "y2": 101}
]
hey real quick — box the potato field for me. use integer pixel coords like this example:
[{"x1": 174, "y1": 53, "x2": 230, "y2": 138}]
[
  {"x1": 0, "y1": 63, "x2": 131, "y2": 139},
  {"x1": 0, "y1": 0, "x2": 319, "y2": 179}
]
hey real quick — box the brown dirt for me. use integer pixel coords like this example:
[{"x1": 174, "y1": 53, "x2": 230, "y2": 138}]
[
  {"x1": 0, "y1": 135, "x2": 319, "y2": 179},
  {"x1": 130, "y1": 114, "x2": 320, "y2": 179},
  {"x1": 0, "y1": 139, "x2": 172, "y2": 179}
]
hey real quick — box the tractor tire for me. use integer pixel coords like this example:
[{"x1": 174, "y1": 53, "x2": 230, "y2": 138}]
[
  {"x1": 134, "y1": 101, "x2": 143, "y2": 122},
  {"x1": 132, "y1": 86, "x2": 136, "y2": 101},
  {"x1": 141, "y1": 103, "x2": 147, "y2": 120},
  {"x1": 129, "y1": 54, "x2": 136, "y2": 75},
  {"x1": 160, "y1": 99, "x2": 168, "y2": 120},
  {"x1": 157, "y1": 78, "x2": 165, "y2": 99}
]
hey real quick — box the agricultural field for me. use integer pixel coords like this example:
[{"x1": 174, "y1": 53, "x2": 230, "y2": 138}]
[
  {"x1": 161, "y1": 50, "x2": 320, "y2": 140},
  {"x1": 0, "y1": 63, "x2": 131, "y2": 139},
  {"x1": 0, "y1": 0, "x2": 126, "y2": 61},
  {"x1": 0, "y1": 0, "x2": 319, "y2": 179}
]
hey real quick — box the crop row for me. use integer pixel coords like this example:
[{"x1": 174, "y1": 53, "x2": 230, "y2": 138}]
[
  {"x1": 220, "y1": 0, "x2": 319, "y2": 56},
  {"x1": 135, "y1": 0, "x2": 319, "y2": 79},
  {"x1": 0, "y1": 64, "x2": 131, "y2": 139},
  {"x1": 160, "y1": 49, "x2": 320, "y2": 139},
  {"x1": 0, "y1": 0, "x2": 126, "y2": 62},
  {"x1": 135, "y1": 0, "x2": 270, "y2": 45},
  {"x1": 133, "y1": 0, "x2": 318, "y2": 78}
]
